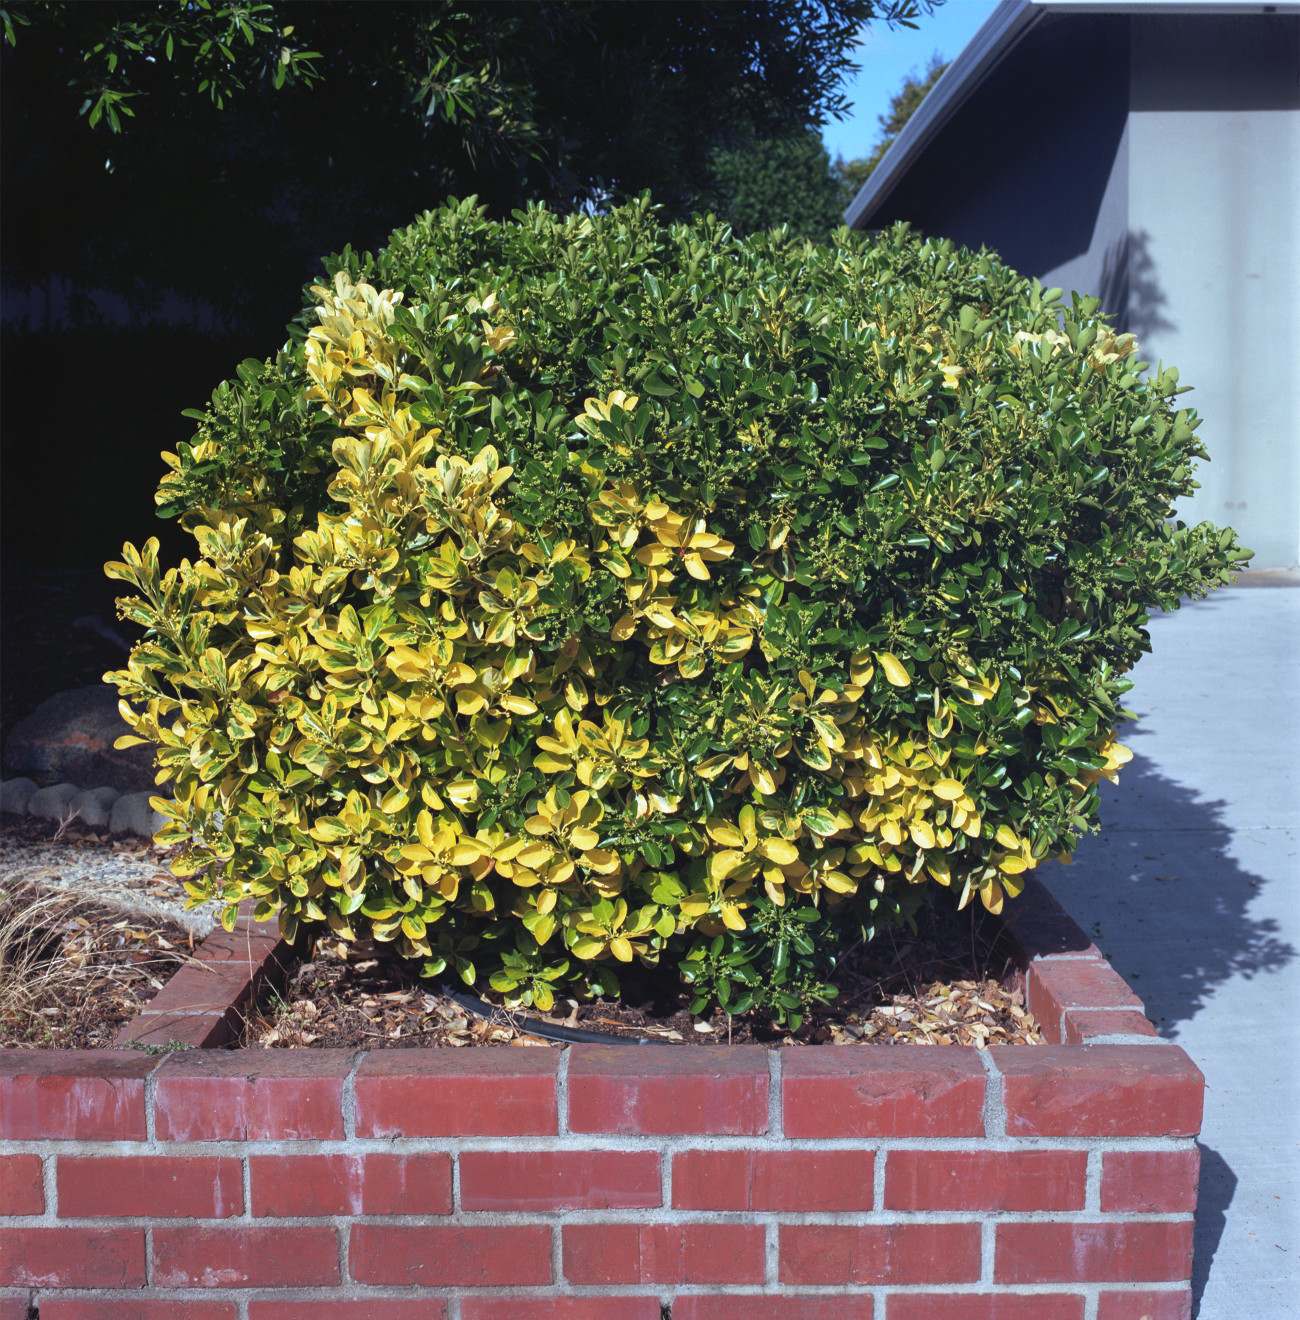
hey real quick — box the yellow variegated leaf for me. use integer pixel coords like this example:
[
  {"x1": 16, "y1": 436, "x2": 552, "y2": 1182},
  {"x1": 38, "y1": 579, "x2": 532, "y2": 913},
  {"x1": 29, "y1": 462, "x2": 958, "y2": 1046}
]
[
  {"x1": 909, "y1": 819, "x2": 936, "y2": 850},
  {"x1": 979, "y1": 880, "x2": 1005, "y2": 915},
  {"x1": 760, "y1": 837, "x2": 799, "y2": 865},
  {"x1": 878, "y1": 652, "x2": 911, "y2": 687},
  {"x1": 931, "y1": 778, "x2": 964, "y2": 801},
  {"x1": 720, "y1": 903, "x2": 747, "y2": 931}
]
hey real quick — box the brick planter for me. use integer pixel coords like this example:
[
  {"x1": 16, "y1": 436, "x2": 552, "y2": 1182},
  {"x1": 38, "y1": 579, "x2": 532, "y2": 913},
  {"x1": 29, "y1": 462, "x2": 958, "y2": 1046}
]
[{"x1": 1, "y1": 880, "x2": 1202, "y2": 1319}]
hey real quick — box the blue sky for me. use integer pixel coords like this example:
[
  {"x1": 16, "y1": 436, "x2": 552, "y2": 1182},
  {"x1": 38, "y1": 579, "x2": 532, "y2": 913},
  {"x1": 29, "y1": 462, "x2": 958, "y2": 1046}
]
[{"x1": 821, "y1": 0, "x2": 1002, "y2": 163}]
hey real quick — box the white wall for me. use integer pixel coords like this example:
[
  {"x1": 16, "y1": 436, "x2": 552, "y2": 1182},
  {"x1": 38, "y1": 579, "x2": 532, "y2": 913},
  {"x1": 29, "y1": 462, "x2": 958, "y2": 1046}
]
[
  {"x1": 1126, "y1": 108, "x2": 1299, "y2": 569},
  {"x1": 1126, "y1": 16, "x2": 1300, "y2": 570}
]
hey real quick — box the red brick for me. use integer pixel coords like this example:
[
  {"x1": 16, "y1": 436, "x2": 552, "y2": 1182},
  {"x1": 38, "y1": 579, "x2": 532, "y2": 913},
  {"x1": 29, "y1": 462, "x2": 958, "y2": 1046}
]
[
  {"x1": 0, "y1": 1227, "x2": 145, "y2": 1287},
  {"x1": 354, "y1": 1050, "x2": 557, "y2": 1137},
  {"x1": 349, "y1": 1224, "x2": 551, "y2": 1286},
  {"x1": 59, "y1": 1156, "x2": 243, "y2": 1218},
  {"x1": 1102, "y1": 1150, "x2": 1200, "y2": 1213},
  {"x1": 154, "y1": 1051, "x2": 347, "y2": 1141},
  {"x1": 1001, "y1": 880, "x2": 1101, "y2": 961},
  {"x1": 996, "y1": 1222, "x2": 1194, "y2": 1284},
  {"x1": 40, "y1": 1305, "x2": 238, "y2": 1320},
  {"x1": 1028, "y1": 959, "x2": 1146, "y2": 1042},
  {"x1": 248, "y1": 1304, "x2": 446, "y2": 1320},
  {"x1": 885, "y1": 1150, "x2": 1086, "y2": 1211},
  {"x1": 0, "y1": 1154, "x2": 43, "y2": 1214},
  {"x1": 140, "y1": 924, "x2": 287, "y2": 1016},
  {"x1": 672, "y1": 1148, "x2": 874, "y2": 1211},
  {"x1": 886, "y1": 1297, "x2": 1085, "y2": 1320},
  {"x1": 0, "y1": 1299, "x2": 27, "y2": 1320},
  {"x1": 567, "y1": 1045, "x2": 768, "y2": 1135},
  {"x1": 0, "y1": 1051, "x2": 154, "y2": 1140},
  {"x1": 462, "y1": 1302, "x2": 659, "y2": 1320},
  {"x1": 998, "y1": 1046, "x2": 1203, "y2": 1138},
  {"x1": 563, "y1": 1222, "x2": 764, "y2": 1285},
  {"x1": 115, "y1": 1011, "x2": 231, "y2": 1049},
  {"x1": 151, "y1": 1225, "x2": 340, "y2": 1287},
  {"x1": 780, "y1": 1223, "x2": 981, "y2": 1285},
  {"x1": 461, "y1": 1150, "x2": 660, "y2": 1210},
  {"x1": 1097, "y1": 1290, "x2": 1192, "y2": 1320},
  {"x1": 782, "y1": 1048, "x2": 985, "y2": 1138},
  {"x1": 250, "y1": 1153, "x2": 451, "y2": 1216},
  {"x1": 1063, "y1": 1010, "x2": 1158, "y2": 1043},
  {"x1": 675, "y1": 1299, "x2": 874, "y2": 1320}
]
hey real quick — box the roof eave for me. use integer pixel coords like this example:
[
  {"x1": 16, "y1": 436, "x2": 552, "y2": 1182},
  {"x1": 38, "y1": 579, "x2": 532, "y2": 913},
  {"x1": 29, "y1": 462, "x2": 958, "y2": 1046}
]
[{"x1": 842, "y1": 0, "x2": 1300, "y2": 230}]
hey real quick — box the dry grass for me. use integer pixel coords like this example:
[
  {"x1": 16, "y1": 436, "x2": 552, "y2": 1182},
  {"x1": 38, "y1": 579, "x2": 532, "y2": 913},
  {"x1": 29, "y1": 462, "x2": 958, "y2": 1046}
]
[{"x1": 0, "y1": 881, "x2": 192, "y2": 1048}]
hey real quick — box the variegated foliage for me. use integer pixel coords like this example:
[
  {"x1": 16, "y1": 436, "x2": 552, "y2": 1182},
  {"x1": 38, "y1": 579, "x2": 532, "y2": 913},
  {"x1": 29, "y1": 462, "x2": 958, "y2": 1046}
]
[{"x1": 106, "y1": 197, "x2": 1247, "y2": 1011}]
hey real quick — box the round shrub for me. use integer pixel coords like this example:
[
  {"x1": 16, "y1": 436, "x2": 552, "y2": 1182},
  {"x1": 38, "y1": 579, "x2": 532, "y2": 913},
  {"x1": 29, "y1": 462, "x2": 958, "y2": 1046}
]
[{"x1": 107, "y1": 196, "x2": 1248, "y2": 1017}]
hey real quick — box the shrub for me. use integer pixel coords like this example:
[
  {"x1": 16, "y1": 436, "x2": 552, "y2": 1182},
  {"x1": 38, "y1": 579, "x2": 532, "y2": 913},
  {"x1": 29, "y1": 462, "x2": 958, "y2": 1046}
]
[{"x1": 106, "y1": 196, "x2": 1248, "y2": 1014}]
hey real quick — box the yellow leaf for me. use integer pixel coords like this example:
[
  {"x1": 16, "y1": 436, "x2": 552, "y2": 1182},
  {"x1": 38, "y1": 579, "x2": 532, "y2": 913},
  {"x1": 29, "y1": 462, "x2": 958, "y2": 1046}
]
[
  {"x1": 760, "y1": 837, "x2": 799, "y2": 865},
  {"x1": 720, "y1": 904, "x2": 747, "y2": 931},
  {"x1": 878, "y1": 652, "x2": 911, "y2": 687},
  {"x1": 706, "y1": 820, "x2": 744, "y2": 847},
  {"x1": 979, "y1": 880, "x2": 1005, "y2": 915},
  {"x1": 609, "y1": 937, "x2": 634, "y2": 962},
  {"x1": 909, "y1": 819, "x2": 936, "y2": 850},
  {"x1": 995, "y1": 824, "x2": 1020, "y2": 850},
  {"x1": 849, "y1": 648, "x2": 876, "y2": 685},
  {"x1": 931, "y1": 778, "x2": 964, "y2": 801}
]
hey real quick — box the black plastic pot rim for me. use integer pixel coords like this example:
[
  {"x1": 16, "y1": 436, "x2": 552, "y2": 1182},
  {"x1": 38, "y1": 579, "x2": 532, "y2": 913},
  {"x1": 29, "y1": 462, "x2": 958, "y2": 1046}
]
[{"x1": 437, "y1": 981, "x2": 666, "y2": 1046}]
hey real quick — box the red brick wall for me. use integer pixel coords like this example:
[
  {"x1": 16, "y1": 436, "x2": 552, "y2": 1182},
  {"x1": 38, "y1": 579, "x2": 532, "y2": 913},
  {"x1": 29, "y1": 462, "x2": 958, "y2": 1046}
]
[{"x1": 0, "y1": 881, "x2": 1202, "y2": 1319}]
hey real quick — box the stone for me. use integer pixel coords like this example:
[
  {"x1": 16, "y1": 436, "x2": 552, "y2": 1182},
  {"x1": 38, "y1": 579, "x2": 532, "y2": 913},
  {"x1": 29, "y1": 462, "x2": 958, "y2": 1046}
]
[
  {"x1": 0, "y1": 777, "x2": 38, "y2": 814},
  {"x1": 108, "y1": 790, "x2": 166, "y2": 839},
  {"x1": 68, "y1": 786, "x2": 122, "y2": 828},
  {"x1": 2, "y1": 685, "x2": 157, "y2": 793},
  {"x1": 28, "y1": 782, "x2": 80, "y2": 821}
]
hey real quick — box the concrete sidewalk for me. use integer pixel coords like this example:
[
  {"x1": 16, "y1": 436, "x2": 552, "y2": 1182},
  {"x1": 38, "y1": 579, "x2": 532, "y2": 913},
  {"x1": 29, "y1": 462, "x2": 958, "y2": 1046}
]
[{"x1": 1038, "y1": 582, "x2": 1299, "y2": 1318}]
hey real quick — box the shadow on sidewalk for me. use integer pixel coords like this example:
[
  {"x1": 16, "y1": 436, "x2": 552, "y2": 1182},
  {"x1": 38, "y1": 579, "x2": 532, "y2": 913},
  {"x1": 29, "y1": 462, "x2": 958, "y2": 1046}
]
[
  {"x1": 1194, "y1": 1143, "x2": 1237, "y2": 1317},
  {"x1": 1039, "y1": 747, "x2": 1294, "y2": 1035},
  {"x1": 1040, "y1": 742, "x2": 1294, "y2": 1312}
]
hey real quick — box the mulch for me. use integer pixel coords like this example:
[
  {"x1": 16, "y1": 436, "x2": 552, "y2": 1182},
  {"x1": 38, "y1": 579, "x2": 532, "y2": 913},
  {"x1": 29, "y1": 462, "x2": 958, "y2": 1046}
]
[
  {"x1": 245, "y1": 897, "x2": 1045, "y2": 1050},
  {"x1": 2, "y1": 763, "x2": 1045, "y2": 1052}
]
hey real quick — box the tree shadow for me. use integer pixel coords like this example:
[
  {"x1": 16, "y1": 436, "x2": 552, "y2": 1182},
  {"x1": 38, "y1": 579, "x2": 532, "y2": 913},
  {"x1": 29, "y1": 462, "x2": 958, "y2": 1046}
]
[
  {"x1": 1194, "y1": 1143, "x2": 1237, "y2": 1317},
  {"x1": 1039, "y1": 746, "x2": 1294, "y2": 1036},
  {"x1": 1099, "y1": 227, "x2": 1176, "y2": 341},
  {"x1": 1039, "y1": 741, "x2": 1291, "y2": 1312}
]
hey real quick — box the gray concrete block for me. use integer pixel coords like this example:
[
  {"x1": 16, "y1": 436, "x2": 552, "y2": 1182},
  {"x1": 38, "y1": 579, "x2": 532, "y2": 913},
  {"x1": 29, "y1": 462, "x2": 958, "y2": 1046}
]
[
  {"x1": 68, "y1": 785, "x2": 122, "y2": 828},
  {"x1": 108, "y1": 790, "x2": 166, "y2": 839},
  {"x1": 0, "y1": 777, "x2": 38, "y2": 814},
  {"x1": 28, "y1": 782, "x2": 80, "y2": 821}
]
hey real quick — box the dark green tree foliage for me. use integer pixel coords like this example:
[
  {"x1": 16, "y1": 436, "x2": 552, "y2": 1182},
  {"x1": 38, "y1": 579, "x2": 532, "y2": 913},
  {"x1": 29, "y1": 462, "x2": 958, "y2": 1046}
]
[
  {"x1": 107, "y1": 198, "x2": 1249, "y2": 1023},
  {"x1": 2, "y1": 0, "x2": 926, "y2": 330},
  {"x1": 713, "y1": 131, "x2": 847, "y2": 242},
  {"x1": 834, "y1": 52, "x2": 949, "y2": 203}
]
